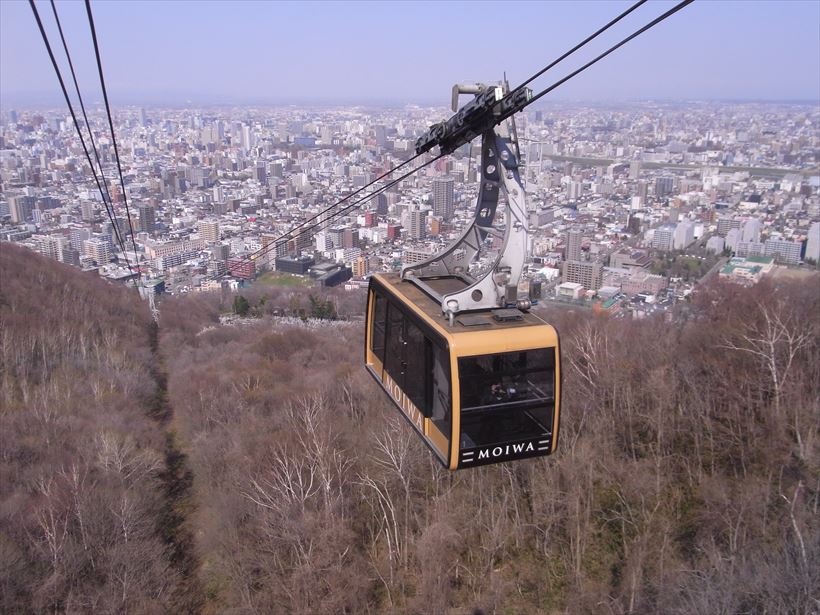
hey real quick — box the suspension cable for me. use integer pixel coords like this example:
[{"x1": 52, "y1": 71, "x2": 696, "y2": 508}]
[
  {"x1": 49, "y1": 0, "x2": 116, "y2": 227},
  {"x1": 35, "y1": 0, "x2": 692, "y2": 289},
  {"x1": 85, "y1": 0, "x2": 141, "y2": 281},
  {"x1": 515, "y1": 0, "x2": 695, "y2": 113},
  {"x1": 265, "y1": 151, "x2": 425, "y2": 252},
  {"x1": 209, "y1": 1, "x2": 693, "y2": 286},
  {"x1": 246, "y1": 0, "x2": 695, "y2": 270},
  {"x1": 27, "y1": 0, "x2": 133, "y2": 272},
  {"x1": 211, "y1": 1, "x2": 696, "y2": 285},
  {"x1": 514, "y1": 0, "x2": 648, "y2": 91},
  {"x1": 201, "y1": 151, "x2": 425, "y2": 276},
  {"x1": 205, "y1": 152, "x2": 445, "y2": 283},
  {"x1": 416, "y1": 0, "x2": 695, "y2": 156}
]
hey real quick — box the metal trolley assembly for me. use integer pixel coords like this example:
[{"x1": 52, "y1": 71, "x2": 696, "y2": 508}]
[{"x1": 402, "y1": 83, "x2": 532, "y2": 324}]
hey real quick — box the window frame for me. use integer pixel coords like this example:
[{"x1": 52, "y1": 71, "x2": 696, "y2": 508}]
[
  {"x1": 368, "y1": 281, "x2": 452, "y2": 428},
  {"x1": 457, "y1": 348, "x2": 556, "y2": 447},
  {"x1": 370, "y1": 290, "x2": 387, "y2": 364}
]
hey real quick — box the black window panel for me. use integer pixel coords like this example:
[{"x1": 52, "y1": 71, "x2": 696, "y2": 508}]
[
  {"x1": 384, "y1": 301, "x2": 405, "y2": 387},
  {"x1": 458, "y1": 348, "x2": 555, "y2": 448},
  {"x1": 431, "y1": 343, "x2": 451, "y2": 435},
  {"x1": 404, "y1": 318, "x2": 427, "y2": 414},
  {"x1": 371, "y1": 291, "x2": 387, "y2": 363},
  {"x1": 374, "y1": 289, "x2": 452, "y2": 447},
  {"x1": 460, "y1": 348, "x2": 553, "y2": 410}
]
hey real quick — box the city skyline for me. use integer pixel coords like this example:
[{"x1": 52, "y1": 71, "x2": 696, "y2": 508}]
[
  {"x1": 3, "y1": 99, "x2": 817, "y2": 293},
  {"x1": 2, "y1": 0, "x2": 819, "y2": 107}
]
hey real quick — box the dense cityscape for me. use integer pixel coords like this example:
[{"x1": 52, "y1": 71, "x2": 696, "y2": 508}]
[{"x1": 2, "y1": 101, "x2": 818, "y2": 318}]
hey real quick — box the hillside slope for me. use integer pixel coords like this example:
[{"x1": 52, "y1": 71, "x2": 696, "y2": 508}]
[
  {"x1": 2, "y1": 244, "x2": 817, "y2": 613},
  {"x1": 0, "y1": 244, "x2": 195, "y2": 613},
  {"x1": 159, "y1": 278, "x2": 819, "y2": 614}
]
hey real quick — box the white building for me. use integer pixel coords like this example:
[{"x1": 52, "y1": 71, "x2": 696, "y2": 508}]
[
  {"x1": 764, "y1": 238, "x2": 802, "y2": 265},
  {"x1": 652, "y1": 225, "x2": 675, "y2": 251},
  {"x1": 673, "y1": 222, "x2": 695, "y2": 250},
  {"x1": 725, "y1": 227, "x2": 741, "y2": 252},
  {"x1": 557, "y1": 282, "x2": 584, "y2": 300},
  {"x1": 705, "y1": 236, "x2": 725, "y2": 253},
  {"x1": 736, "y1": 241, "x2": 765, "y2": 258},
  {"x1": 805, "y1": 222, "x2": 820, "y2": 263},
  {"x1": 741, "y1": 218, "x2": 762, "y2": 242}
]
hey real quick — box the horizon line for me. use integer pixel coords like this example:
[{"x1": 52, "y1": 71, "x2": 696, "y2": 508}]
[{"x1": 2, "y1": 96, "x2": 819, "y2": 112}]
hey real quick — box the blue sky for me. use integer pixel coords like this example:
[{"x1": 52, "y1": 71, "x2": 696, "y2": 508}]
[{"x1": 2, "y1": 0, "x2": 819, "y2": 107}]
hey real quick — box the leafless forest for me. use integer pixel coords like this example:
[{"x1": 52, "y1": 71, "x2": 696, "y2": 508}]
[{"x1": 2, "y1": 242, "x2": 818, "y2": 614}]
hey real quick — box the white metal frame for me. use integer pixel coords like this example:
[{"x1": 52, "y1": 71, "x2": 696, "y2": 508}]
[{"x1": 402, "y1": 84, "x2": 529, "y2": 322}]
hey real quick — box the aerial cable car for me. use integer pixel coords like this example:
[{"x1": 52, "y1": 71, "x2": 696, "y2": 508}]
[{"x1": 365, "y1": 82, "x2": 561, "y2": 470}]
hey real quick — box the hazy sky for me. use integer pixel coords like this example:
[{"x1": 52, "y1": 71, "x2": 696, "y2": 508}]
[{"x1": 2, "y1": 0, "x2": 819, "y2": 107}]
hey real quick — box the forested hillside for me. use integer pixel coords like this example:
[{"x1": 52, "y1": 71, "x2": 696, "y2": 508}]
[
  {"x1": 2, "y1": 244, "x2": 818, "y2": 614},
  {"x1": 159, "y1": 277, "x2": 819, "y2": 614},
  {"x1": 0, "y1": 243, "x2": 195, "y2": 613}
]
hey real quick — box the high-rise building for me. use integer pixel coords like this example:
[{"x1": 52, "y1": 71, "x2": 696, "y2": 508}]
[
  {"x1": 315, "y1": 231, "x2": 331, "y2": 252},
  {"x1": 371, "y1": 193, "x2": 388, "y2": 215},
  {"x1": 261, "y1": 233, "x2": 286, "y2": 268},
  {"x1": 342, "y1": 228, "x2": 360, "y2": 249},
  {"x1": 80, "y1": 201, "x2": 94, "y2": 222},
  {"x1": 327, "y1": 226, "x2": 345, "y2": 249},
  {"x1": 113, "y1": 217, "x2": 130, "y2": 246},
  {"x1": 673, "y1": 222, "x2": 695, "y2": 250},
  {"x1": 806, "y1": 222, "x2": 820, "y2": 263},
  {"x1": 198, "y1": 219, "x2": 220, "y2": 243},
  {"x1": 210, "y1": 243, "x2": 230, "y2": 262},
  {"x1": 374, "y1": 125, "x2": 387, "y2": 147},
  {"x1": 402, "y1": 248, "x2": 434, "y2": 265},
  {"x1": 10, "y1": 195, "x2": 35, "y2": 223},
  {"x1": 565, "y1": 229, "x2": 582, "y2": 261},
  {"x1": 227, "y1": 257, "x2": 256, "y2": 280},
  {"x1": 655, "y1": 177, "x2": 674, "y2": 198},
  {"x1": 652, "y1": 225, "x2": 675, "y2": 252},
  {"x1": 352, "y1": 256, "x2": 371, "y2": 278},
  {"x1": 717, "y1": 217, "x2": 743, "y2": 236},
  {"x1": 408, "y1": 206, "x2": 427, "y2": 240},
  {"x1": 566, "y1": 180, "x2": 583, "y2": 200},
  {"x1": 138, "y1": 107, "x2": 147, "y2": 127},
  {"x1": 636, "y1": 180, "x2": 649, "y2": 202},
  {"x1": 70, "y1": 228, "x2": 90, "y2": 251},
  {"x1": 60, "y1": 247, "x2": 80, "y2": 266},
  {"x1": 432, "y1": 175, "x2": 455, "y2": 221},
  {"x1": 736, "y1": 241, "x2": 765, "y2": 258},
  {"x1": 724, "y1": 228, "x2": 741, "y2": 252},
  {"x1": 137, "y1": 204, "x2": 156, "y2": 234},
  {"x1": 741, "y1": 218, "x2": 762, "y2": 243},
  {"x1": 764, "y1": 238, "x2": 801, "y2": 265},
  {"x1": 84, "y1": 238, "x2": 111, "y2": 265},
  {"x1": 36, "y1": 235, "x2": 64, "y2": 261},
  {"x1": 706, "y1": 236, "x2": 726, "y2": 254},
  {"x1": 562, "y1": 260, "x2": 602, "y2": 291}
]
